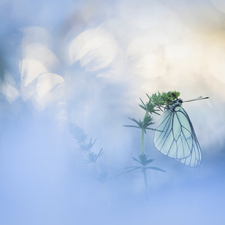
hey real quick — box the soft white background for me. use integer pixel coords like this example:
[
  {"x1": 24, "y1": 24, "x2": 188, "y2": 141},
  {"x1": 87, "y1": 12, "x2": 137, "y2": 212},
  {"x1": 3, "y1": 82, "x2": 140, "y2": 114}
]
[{"x1": 0, "y1": 0, "x2": 224, "y2": 224}]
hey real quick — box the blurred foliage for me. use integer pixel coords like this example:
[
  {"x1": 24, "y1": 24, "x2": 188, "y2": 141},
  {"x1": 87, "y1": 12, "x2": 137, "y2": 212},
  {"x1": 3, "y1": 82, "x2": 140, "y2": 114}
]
[
  {"x1": 123, "y1": 91, "x2": 175, "y2": 195},
  {"x1": 69, "y1": 123, "x2": 106, "y2": 180},
  {"x1": 69, "y1": 124, "x2": 88, "y2": 144},
  {"x1": 125, "y1": 91, "x2": 180, "y2": 133},
  {"x1": 123, "y1": 116, "x2": 155, "y2": 132},
  {"x1": 125, "y1": 154, "x2": 166, "y2": 173},
  {"x1": 140, "y1": 91, "x2": 180, "y2": 114}
]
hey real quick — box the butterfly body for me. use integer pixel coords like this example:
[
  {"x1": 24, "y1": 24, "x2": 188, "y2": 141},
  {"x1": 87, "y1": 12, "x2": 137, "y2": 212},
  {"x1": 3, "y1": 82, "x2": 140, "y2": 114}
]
[{"x1": 154, "y1": 98, "x2": 202, "y2": 167}]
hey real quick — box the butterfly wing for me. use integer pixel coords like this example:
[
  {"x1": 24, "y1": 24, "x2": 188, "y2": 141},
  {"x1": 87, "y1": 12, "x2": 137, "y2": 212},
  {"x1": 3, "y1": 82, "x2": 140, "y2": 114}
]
[
  {"x1": 154, "y1": 106, "x2": 201, "y2": 167},
  {"x1": 175, "y1": 107, "x2": 201, "y2": 167}
]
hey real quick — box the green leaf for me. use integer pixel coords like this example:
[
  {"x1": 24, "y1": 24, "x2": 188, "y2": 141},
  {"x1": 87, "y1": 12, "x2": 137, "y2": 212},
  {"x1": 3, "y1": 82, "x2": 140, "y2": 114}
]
[
  {"x1": 82, "y1": 148, "x2": 103, "y2": 165},
  {"x1": 145, "y1": 128, "x2": 163, "y2": 132},
  {"x1": 139, "y1": 98, "x2": 145, "y2": 106},
  {"x1": 69, "y1": 123, "x2": 88, "y2": 143},
  {"x1": 145, "y1": 167, "x2": 166, "y2": 172},
  {"x1": 139, "y1": 105, "x2": 146, "y2": 110},
  {"x1": 132, "y1": 157, "x2": 141, "y2": 164},
  {"x1": 123, "y1": 125, "x2": 141, "y2": 129},
  {"x1": 79, "y1": 138, "x2": 97, "y2": 152},
  {"x1": 125, "y1": 166, "x2": 142, "y2": 173}
]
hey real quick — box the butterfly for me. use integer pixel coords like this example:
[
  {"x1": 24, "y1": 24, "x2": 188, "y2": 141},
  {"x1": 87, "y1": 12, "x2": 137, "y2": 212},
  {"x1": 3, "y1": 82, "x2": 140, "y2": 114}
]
[{"x1": 154, "y1": 96, "x2": 208, "y2": 167}]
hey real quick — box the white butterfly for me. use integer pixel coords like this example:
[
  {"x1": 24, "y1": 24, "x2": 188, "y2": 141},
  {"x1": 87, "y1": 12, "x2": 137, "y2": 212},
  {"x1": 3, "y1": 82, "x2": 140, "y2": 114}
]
[{"x1": 154, "y1": 97, "x2": 208, "y2": 167}]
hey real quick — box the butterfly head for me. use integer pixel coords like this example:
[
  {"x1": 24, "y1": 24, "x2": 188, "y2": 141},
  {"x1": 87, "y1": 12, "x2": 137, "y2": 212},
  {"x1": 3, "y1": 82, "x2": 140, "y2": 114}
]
[{"x1": 166, "y1": 98, "x2": 183, "y2": 110}]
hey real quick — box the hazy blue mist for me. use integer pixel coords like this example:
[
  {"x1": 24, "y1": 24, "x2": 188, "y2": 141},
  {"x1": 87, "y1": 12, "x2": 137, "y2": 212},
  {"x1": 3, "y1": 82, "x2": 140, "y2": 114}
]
[{"x1": 0, "y1": 0, "x2": 225, "y2": 224}]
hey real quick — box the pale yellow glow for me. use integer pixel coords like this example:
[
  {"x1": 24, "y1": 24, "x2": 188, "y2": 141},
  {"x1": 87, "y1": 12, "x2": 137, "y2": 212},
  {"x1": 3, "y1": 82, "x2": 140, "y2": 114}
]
[
  {"x1": 135, "y1": 54, "x2": 167, "y2": 78},
  {"x1": 163, "y1": 44, "x2": 201, "y2": 86},
  {"x1": 207, "y1": 43, "x2": 225, "y2": 84},
  {"x1": 161, "y1": 11, "x2": 184, "y2": 44}
]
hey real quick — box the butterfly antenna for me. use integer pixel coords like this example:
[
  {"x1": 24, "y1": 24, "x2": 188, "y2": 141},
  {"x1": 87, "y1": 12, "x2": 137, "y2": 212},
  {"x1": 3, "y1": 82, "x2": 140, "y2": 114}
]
[{"x1": 183, "y1": 96, "x2": 209, "y2": 103}]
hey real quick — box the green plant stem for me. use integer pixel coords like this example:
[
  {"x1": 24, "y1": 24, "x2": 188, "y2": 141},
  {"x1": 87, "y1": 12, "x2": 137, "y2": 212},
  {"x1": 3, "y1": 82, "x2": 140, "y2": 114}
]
[
  {"x1": 103, "y1": 182, "x2": 111, "y2": 209},
  {"x1": 143, "y1": 169, "x2": 149, "y2": 196},
  {"x1": 141, "y1": 128, "x2": 145, "y2": 155},
  {"x1": 94, "y1": 161, "x2": 102, "y2": 174},
  {"x1": 142, "y1": 112, "x2": 149, "y2": 195}
]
